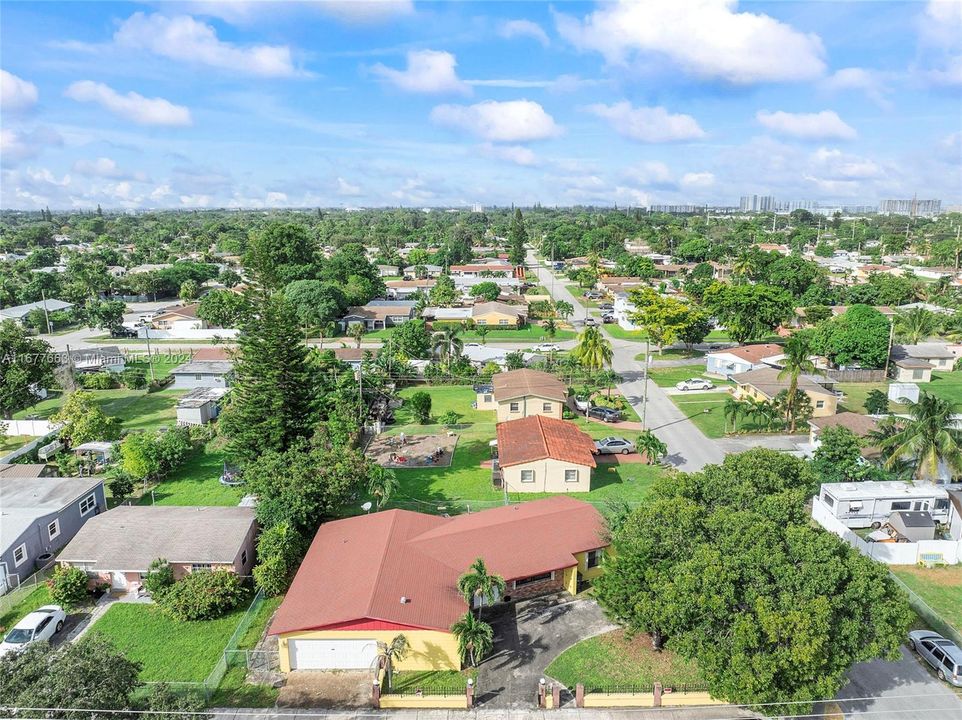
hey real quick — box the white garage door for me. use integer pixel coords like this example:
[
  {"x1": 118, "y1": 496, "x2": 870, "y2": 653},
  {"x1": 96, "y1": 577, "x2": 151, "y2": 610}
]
[{"x1": 289, "y1": 639, "x2": 379, "y2": 670}]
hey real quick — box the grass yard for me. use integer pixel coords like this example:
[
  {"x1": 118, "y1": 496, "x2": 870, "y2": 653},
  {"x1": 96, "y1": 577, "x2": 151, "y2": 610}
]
[
  {"x1": 839, "y1": 373, "x2": 962, "y2": 415},
  {"x1": 927, "y1": 371, "x2": 962, "y2": 407},
  {"x1": 211, "y1": 595, "x2": 285, "y2": 708},
  {"x1": 92, "y1": 598, "x2": 256, "y2": 683},
  {"x1": 648, "y1": 364, "x2": 732, "y2": 389},
  {"x1": 14, "y1": 388, "x2": 184, "y2": 433},
  {"x1": 0, "y1": 585, "x2": 53, "y2": 633},
  {"x1": 603, "y1": 324, "x2": 649, "y2": 342},
  {"x1": 390, "y1": 670, "x2": 476, "y2": 694},
  {"x1": 638, "y1": 348, "x2": 704, "y2": 361},
  {"x1": 546, "y1": 630, "x2": 702, "y2": 690},
  {"x1": 890, "y1": 565, "x2": 962, "y2": 632},
  {"x1": 836, "y1": 382, "x2": 887, "y2": 414},
  {"x1": 127, "y1": 353, "x2": 191, "y2": 381},
  {"x1": 1, "y1": 434, "x2": 32, "y2": 453},
  {"x1": 565, "y1": 285, "x2": 601, "y2": 307},
  {"x1": 137, "y1": 439, "x2": 242, "y2": 507},
  {"x1": 378, "y1": 385, "x2": 662, "y2": 512},
  {"x1": 461, "y1": 326, "x2": 575, "y2": 342}
]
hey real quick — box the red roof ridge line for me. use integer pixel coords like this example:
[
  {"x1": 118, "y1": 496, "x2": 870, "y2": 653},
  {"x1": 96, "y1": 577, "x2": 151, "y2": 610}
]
[{"x1": 365, "y1": 509, "x2": 405, "y2": 621}]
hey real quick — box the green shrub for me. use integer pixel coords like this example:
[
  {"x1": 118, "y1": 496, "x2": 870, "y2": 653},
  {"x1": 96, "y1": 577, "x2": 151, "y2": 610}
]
[
  {"x1": 144, "y1": 558, "x2": 175, "y2": 597},
  {"x1": 408, "y1": 391, "x2": 432, "y2": 424},
  {"x1": 120, "y1": 368, "x2": 148, "y2": 390},
  {"x1": 252, "y1": 522, "x2": 305, "y2": 596},
  {"x1": 158, "y1": 569, "x2": 244, "y2": 621},
  {"x1": 438, "y1": 410, "x2": 462, "y2": 427},
  {"x1": 79, "y1": 372, "x2": 117, "y2": 390},
  {"x1": 106, "y1": 471, "x2": 135, "y2": 504},
  {"x1": 48, "y1": 565, "x2": 89, "y2": 610}
]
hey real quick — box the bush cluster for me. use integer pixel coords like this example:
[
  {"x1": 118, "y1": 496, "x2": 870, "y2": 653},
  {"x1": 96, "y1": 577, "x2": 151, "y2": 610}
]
[{"x1": 156, "y1": 568, "x2": 244, "y2": 621}]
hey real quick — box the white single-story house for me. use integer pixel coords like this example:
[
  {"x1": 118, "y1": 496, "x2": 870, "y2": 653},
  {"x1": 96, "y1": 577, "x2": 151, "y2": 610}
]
[
  {"x1": 706, "y1": 343, "x2": 784, "y2": 378},
  {"x1": 170, "y1": 360, "x2": 234, "y2": 390}
]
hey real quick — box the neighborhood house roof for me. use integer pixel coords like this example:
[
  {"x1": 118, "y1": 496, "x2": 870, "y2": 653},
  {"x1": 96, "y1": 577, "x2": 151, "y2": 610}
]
[
  {"x1": 492, "y1": 369, "x2": 566, "y2": 403},
  {"x1": 269, "y1": 496, "x2": 607, "y2": 635},
  {"x1": 191, "y1": 347, "x2": 231, "y2": 361},
  {"x1": 893, "y1": 343, "x2": 955, "y2": 361},
  {"x1": 472, "y1": 301, "x2": 525, "y2": 318},
  {"x1": 344, "y1": 301, "x2": 415, "y2": 320},
  {"x1": 0, "y1": 299, "x2": 74, "y2": 320},
  {"x1": 58, "y1": 505, "x2": 255, "y2": 571},
  {"x1": 1, "y1": 475, "x2": 103, "y2": 550},
  {"x1": 808, "y1": 412, "x2": 879, "y2": 437},
  {"x1": 496, "y1": 415, "x2": 597, "y2": 469},
  {"x1": 177, "y1": 387, "x2": 229, "y2": 407},
  {"x1": 732, "y1": 367, "x2": 836, "y2": 397},
  {"x1": 708, "y1": 343, "x2": 783, "y2": 365},
  {"x1": 153, "y1": 303, "x2": 199, "y2": 321},
  {"x1": 171, "y1": 360, "x2": 234, "y2": 376}
]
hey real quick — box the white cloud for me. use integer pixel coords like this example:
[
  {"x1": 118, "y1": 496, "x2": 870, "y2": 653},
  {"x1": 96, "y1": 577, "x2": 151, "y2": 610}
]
[
  {"x1": 72, "y1": 157, "x2": 149, "y2": 182},
  {"x1": 585, "y1": 102, "x2": 705, "y2": 142},
  {"x1": 114, "y1": 13, "x2": 299, "y2": 77},
  {"x1": 916, "y1": 1, "x2": 962, "y2": 86},
  {"x1": 680, "y1": 171, "x2": 715, "y2": 188},
  {"x1": 1, "y1": 70, "x2": 39, "y2": 112},
  {"x1": 555, "y1": 0, "x2": 825, "y2": 84},
  {"x1": 316, "y1": 1, "x2": 414, "y2": 24},
  {"x1": 480, "y1": 143, "x2": 539, "y2": 166},
  {"x1": 811, "y1": 147, "x2": 882, "y2": 179},
  {"x1": 430, "y1": 100, "x2": 562, "y2": 142},
  {"x1": 755, "y1": 110, "x2": 856, "y2": 140},
  {"x1": 622, "y1": 161, "x2": 674, "y2": 186},
  {"x1": 65, "y1": 81, "x2": 192, "y2": 126},
  {"x1": 336, "y1": 177, "x2": 362, "y2": 196},
  {"x1": 822, "y1": 67, "x2": 893, "y2": 109},
  {"x1": 391, "y1": 177, "x2": 439, "y2": 204},
  {"x1": 371, "y1": 50, "x2": 470, "y2": 94},
  {"x1": 0, "y1": 127, "x2": 63, "y2": 167},
  {"x1": 266, "y1": 191, "x2": 288, "y2": 205},
  {"x1": 499, "y1": 19, "x2": 550, "y2": 47}
]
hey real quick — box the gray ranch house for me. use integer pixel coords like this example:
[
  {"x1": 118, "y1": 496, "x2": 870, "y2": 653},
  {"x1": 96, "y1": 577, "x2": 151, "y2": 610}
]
[{"x1": 169, "y1": 360, "x2": 234, "y2": 390}]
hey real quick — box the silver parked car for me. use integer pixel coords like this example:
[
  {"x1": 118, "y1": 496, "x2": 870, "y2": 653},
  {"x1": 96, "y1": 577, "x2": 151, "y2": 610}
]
[
  {"x1": 675, "y1": 378, "x2": 714, "y2": 391},
  {"x1": 0, "y1": 605, "x2": 67, "y2": 656},
  {"x1": 593, "y1": 436, "x2": 636, "y2": 455},
  {"x1": 908, "y1": 630, "x2": 962, "y2": 686}
]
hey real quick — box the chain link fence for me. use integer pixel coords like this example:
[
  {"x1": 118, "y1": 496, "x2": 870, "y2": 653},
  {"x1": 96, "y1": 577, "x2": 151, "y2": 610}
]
[{"x1": 889, "y1": 572, "x2": 962, "y2": 646}]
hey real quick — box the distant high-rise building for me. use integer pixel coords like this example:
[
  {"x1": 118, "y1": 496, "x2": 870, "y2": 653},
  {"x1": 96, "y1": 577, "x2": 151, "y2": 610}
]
[
  {"x1": 739, "y1": 195, "x2": 776, "y2": 212},
  {"x1": 879, "y1": 198, "x2": 941, "y2": 217},
  {"x1": 471, "y1": 203, "x2": 484, "y2": 213},
  {"x1": 649, "y1": 204, "x2": 703, "y2": 214}
]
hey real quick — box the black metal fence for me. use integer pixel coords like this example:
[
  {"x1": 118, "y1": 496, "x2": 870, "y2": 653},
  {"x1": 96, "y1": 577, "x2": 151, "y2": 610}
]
[
  {"x1": 584, "y1": 684, "x2": 654, "y2": 695},
  {"x1": 383, "y1": 682, "x2": 469, "y2": 697}
]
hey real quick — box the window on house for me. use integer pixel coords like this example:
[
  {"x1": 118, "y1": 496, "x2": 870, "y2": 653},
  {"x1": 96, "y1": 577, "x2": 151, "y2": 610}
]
[
  {"x1": 13, "y1": 544, "x2": 27, "y2": 567},
  {"x1": 483, "y1": 394, "x2": 492, "y2": 403},
  {"x1": 241, "y1": 550, "x2": 248, "y2": 566},
  {"x1": 477, "y1": 319, "x2": 487, "y2": 325},
  {"x1": 514, "y1": 571, "x2": 553, "y2": 588},
  {"x1": 542, "y1": 403, "x2": 552, "y2": 412},
  {"x1": 586, "y1": 549, "x2": 604, "y2": 568},
  {"x1": 48, "y1": 519, "x2": 60, "y2": 541},
  {"x1": 520, "y1": 470, "x2": 535, "y2": 483},
  {"x1": 815, "y1": 400, "x2": 825, "y2": 409},
  {"x1": 191, "y1": 563, "x2": 212, "y2": 572},
  {"x1": 498, "y1": 319, "x2": 509, "y2": 326},
  {"x1": 509, "y1": 402, "x2": 520, "y2": 412},
  {"x1": 564, "y1": 469, "x2": 579, "y2": 483},
  {"x1": 912, "y1": 369, "x2": 924, "y2": 380},
  {"x1": 891, "y1": 501, "x2": 911, "y2": 511},
  {"x1": 79, "y1": 493, "x2": 97, "y2": 516},
  {"x1": 195, "y1": 374, "x2": 203, "y2": 380}
]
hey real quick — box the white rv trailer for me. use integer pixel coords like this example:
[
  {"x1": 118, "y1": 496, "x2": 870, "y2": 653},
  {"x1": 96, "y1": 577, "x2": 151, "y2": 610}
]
[{"x1": 818, "y1": 481, "x2": 951, "y2": 529}]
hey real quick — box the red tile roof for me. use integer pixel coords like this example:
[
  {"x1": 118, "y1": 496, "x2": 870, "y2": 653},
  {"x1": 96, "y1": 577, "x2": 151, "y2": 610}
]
[
  {"x1": 191, "y1": 347, "x2": 231, "y2": 361},
  {"x1": 710, "y1": 343, "x2": 783, "y2": 364},
  {"x1": 269, "y1": 497, "x2": 607, "y2": 635},
  {"x1": 496, "y1": 415, "x2": 597, "y2": 469}
]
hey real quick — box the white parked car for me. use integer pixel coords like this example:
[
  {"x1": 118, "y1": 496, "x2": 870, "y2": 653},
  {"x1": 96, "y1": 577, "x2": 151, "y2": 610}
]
[
  {"x1": 675, "y1": 378, "x2": 714, "y2": 391},
  {"x1": 0, "y1": 605, "x2": 67, "y2": 656},
  {"x1": 533, "y1": 343, "x2": 560, "y2": 353},
  {"x1": 593, "y1": 436, "x2": 636, "y2": 455}
]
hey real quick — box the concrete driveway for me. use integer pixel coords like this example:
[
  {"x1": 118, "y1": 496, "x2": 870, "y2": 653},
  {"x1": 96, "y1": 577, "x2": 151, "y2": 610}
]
[{"x1": 474, "y1": 594, "x2": 616, "y2": 709}]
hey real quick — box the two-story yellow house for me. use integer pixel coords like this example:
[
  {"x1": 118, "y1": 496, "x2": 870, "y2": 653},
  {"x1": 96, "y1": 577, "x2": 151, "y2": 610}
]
[
  {"x1": 476, "y1": 369, "x2": 566, "y2": 421},
  {"x1": 269, "y1": 497, "x2": 609, "y2": 672}
]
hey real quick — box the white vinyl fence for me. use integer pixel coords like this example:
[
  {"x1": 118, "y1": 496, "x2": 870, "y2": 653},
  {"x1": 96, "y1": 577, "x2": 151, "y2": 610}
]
[{"x1": 3, "y1": 419, "x2": 59, "y2": 436}]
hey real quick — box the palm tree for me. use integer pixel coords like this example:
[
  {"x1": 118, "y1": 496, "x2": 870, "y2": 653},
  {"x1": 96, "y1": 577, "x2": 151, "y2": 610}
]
[
  {"x1": 450, "y1": 611, "x2": 494, "y2": 668},
  {"x1": 542, "y1": 318, "x2": 557, "y2": 339},
  {"x1": 368, "y1": 466, "x2": 399, "y2": 510},
  {"x1": 723, "y1": 396, "x2": 745, "y2": 434},
  {"x1": 731, "y1": 253, "x2": 757, "y2": 282},
  {"x1": 377, "y1": 634, "x2": 409, "y2": 689},
  {"x1": 317, "y1": 321, "x2": 335, "y2": 350},
  {"x1": 776, "y1": 335, "x2": 815, "y2": 433},
  {"x1": 893, "y1": 308, "x2": 938, "y2": 345},
  {"x1": 432, "y1": 327, "x2": 464, "y2": 370},
  {"x1": 555, "y1": 301, "x2": 574, "y2": 323},
  {"x1": 457, "y1": 557, "x2": 506, "y2": 618},
  {"x1": 348, "y1": 322, "x2": 366, "y2": 349},
  {"x1": 636, "y1": 430, "x2": 667, "y2": 465},
  {"x1": 475, "y1": 325, "x2": 489, "y2": 345},
  {"x1": 877, "y1": 392, "x2": 962, "y2": 483},
  {"x1": 597, "y1": 369, "x2": 622, "y2": 399},
  {"x1": 572, "y1": 325, "x2": 613, "y2": 377}
]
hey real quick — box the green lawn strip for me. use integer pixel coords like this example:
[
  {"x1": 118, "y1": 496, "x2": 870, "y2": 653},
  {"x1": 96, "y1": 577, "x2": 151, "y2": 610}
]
[
  {"x1": 637, "y1": 349, "x2": 704, "y2": 361},
  {"x1": 565, "y1": 285, "x2": 600, "y2": 307},
  {"x1": 926, "y1": 371, "x2": 962, "y2": 407},
  {"x1": 890, "y1": 566, "x2": 962, "y2": 631},
  {"x1": 603, "y1": 325, "x2": 649, "y2": 342},
  {"x1": 1, "y1": 435, "x2": 32, "y2": 452},
  {"x1": 389, "y1": 670, "x2": 476, "y2": 694},
  {"x1": 0, "y1": 585, "x2": 53, "y2": 632},
  {"x1": 127, "y1": 355, "x2": 191, "y2": 381},
  {"x1": 546, "y1": 630, "x2": 702, "y2": 690},
  {"x1": 835, "y1": 382, "x2": 887, "y2": 414},
  {"x1": 14, "y1": 388, "x2": 184, "y2": 433},
  {"x1": 138, "y1": 439, "x2": 242, "y2": 506},
  {"x1": 88, "y1": 336, "x2": 217, "y2": 345},
  {"x1": 667, "y1": 392, "x2": 732, "y2": 439},
  {"x1": 91, "y1": 603, "x2": 244, "y2": 682}
]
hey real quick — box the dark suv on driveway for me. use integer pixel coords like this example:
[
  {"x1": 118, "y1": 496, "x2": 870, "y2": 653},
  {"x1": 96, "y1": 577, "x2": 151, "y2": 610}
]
[{"x1": 587, "y1": 406, "x2": 622, "y2": 423}]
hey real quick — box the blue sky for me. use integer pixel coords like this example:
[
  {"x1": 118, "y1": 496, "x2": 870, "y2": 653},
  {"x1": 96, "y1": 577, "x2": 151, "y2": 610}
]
[{"x1": 1, "y1": 0, "x2": 960, "y2": 210}]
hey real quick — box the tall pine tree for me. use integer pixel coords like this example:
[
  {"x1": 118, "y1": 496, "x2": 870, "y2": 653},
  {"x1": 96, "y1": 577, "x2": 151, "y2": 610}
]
[
  {"x1": 220, "y1": 293, "x2": 319, "y2": 462},
  {"x1": 507, "y1": 208, "x2": 527, "y2": 266}
]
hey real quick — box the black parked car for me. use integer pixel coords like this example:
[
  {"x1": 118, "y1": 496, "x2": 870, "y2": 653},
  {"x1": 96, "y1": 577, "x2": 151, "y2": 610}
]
[
  {"x1": 587, "y1": 406, "x2": 622, "y2": 423},
  {"x1": 110, "y1": 327, "x2": 138, "y2": 338}
]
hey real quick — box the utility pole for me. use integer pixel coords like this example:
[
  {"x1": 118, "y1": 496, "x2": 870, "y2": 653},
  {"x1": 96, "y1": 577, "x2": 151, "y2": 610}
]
[
  {"x1": 641, "y1": 339, "x2": 650, "y2": 429},
  {"x1": 882, "y1": 318, "x2": 895, "y2": 380},
  {"x1": 40, "y1": 289, "x2": 52, "y2": 335},
  {"x1": 141, "y1": 322, "x2": 155, "y2": 382}
]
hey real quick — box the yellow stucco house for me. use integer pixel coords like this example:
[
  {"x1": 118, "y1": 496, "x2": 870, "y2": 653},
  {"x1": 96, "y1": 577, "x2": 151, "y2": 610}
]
[
  {"x1": 495, "y1": 415, "x2": 597, "y2": 493},
  {"x1": 471, "y1": 301, "x2": 527, "y2": 327},
  {"x1": 480, "y1": 368, "x2": 567, "y2": 422},
  {"x1": 269, "y1": 497, "x2": 608, "y2": 672},
  {"x1": 731, "y1": 367, "x2": 839, "y2": 417}
]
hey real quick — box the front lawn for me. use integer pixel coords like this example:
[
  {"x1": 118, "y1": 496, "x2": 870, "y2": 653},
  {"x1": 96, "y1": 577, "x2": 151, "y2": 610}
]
[
  {"x1": 648, "y1": 364, "x2": 728, "y2": 389},
  {"x1": 836, "y1": 382, "x2": 887, "y2": 414},
  {"x1": 926, "y1": 371, "x2": 962, "y2": 407},
  {"x1": 546, "y1": 630, "x2": 702, "y2": 690},
  {"x1": 459, "y1": 326, "x2": 574, "y2": 342},
  {"x1": 890, "y1": 565, "x2": 962, "y2": 631},
  {"x1": 211, "y1": 595, "x2": 284, "y2": 707},
  {"x1": 1, "y1": 434, "x2": 31, "y2": 453},
  {"x1": 91, "y1": 599, "x2": 254, "y2": 682},
  {"x1": 0, "y1": 585, "x2": 53, "y2": 632},
  {"x1": 838, "y1": 373, "x2": 962, "y2": 415},
  {"x1": 389, "y1": 670, "x2": 475, "y2": 694},
  {"x1": 667, "y1": 392, "x2": 732, "y2": 439},
  {"x1": 637, "y1": 348, "x2": 704, "y2": 361},
  {"x1": 603, "y1": 325, "x2": 648, "y2": 342},
  {"x1": 14, "y1": 388, "x2": 184, "y2": 433}
]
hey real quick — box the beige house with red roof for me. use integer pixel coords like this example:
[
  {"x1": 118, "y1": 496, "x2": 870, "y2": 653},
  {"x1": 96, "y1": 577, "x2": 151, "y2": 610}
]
[
  {"x1": 480, "y1": 368, "x2": 567, "y2": 421},
  {"x1": 269, "y1": 497, "x2": 608, "y2": 672},
  {"x1": 151, "y1": 303, "x2": 205, "y2": 330},
  {"x1": 705, "y1": 343, "x2": 785, "y2": 378},
  {"x1": 494, "y1": 415, "x2": 597, "y2": 493}
]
